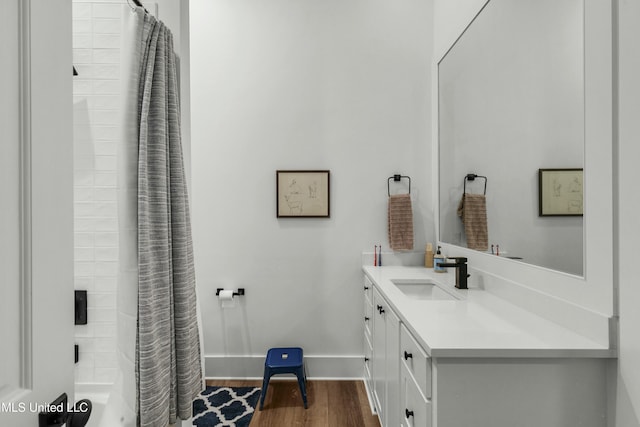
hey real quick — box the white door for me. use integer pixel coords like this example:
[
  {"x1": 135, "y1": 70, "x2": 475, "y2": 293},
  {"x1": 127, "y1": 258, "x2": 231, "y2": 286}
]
[{"x1": 0, "y1": 0, "x2": 75, "y2": 425}]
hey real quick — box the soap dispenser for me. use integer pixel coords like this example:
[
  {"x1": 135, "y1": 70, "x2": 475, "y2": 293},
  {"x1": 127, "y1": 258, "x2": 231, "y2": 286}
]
[
  {"x1": 434, "y1": 246, "x2": 445, "y2": 273},
  {"x1": 424, "y1": 243, "x2": 434, "y2": 268}
]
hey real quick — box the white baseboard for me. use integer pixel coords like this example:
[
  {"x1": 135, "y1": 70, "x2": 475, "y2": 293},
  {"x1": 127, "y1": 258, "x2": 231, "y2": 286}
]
[{"x1": 204, "y1": 354, "x2": 365, "y2": 379}]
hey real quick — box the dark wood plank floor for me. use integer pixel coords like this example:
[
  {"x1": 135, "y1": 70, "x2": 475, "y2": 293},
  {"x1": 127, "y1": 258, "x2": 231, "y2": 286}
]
[{"x1": 206, "y1": 379, "x2": 380, "y2": 427}]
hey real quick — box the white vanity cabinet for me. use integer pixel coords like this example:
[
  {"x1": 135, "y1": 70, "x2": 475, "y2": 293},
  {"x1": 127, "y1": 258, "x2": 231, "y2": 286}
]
[
  {"x1": 363, "y1": 280, "x2": 400, "y2": 427},
  {"x1": 362, "y1": 267, "x2": 612, "y2": 427}
]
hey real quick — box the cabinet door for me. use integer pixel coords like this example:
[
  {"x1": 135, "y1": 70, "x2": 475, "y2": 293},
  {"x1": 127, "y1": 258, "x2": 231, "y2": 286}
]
[
  {"x1": 385, "y1": 303, "x2": 401, "y2": 427},
  {"x1": 372, "y1": 288, "x2": 387, "y2": 422},
  {"x1": 401, "y1": 362, "x2": 432, "y2": 427}
]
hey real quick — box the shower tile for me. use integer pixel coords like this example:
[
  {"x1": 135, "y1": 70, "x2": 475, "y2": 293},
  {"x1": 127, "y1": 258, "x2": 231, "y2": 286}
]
[
  {"x1": 95, "y1": 352, "x2": 117, "y2": 368},
  {"x1": 95, "y1": 262, "x2": 118, "y2": 277},
  {"x1": 75, "y1": 202, "x2": 98, "y2": 218},
  {"x1": 74, "y1": 232, "x2": 95, "y2": 248},
  {"x1": 94, "y1": 277, "x2": 117, "y2": 292},
  {"x1": 93, "y1": 18, "x2": 120, "y2": 34},
  {"x1": 95, "y1": 247, "x2": 118, "y2": 262},
  {"x1": 75, "y1": 187, "x2": 95, "y2": 202},
  {"x1": 94, "y1": 323, "x2": 117, "y2": 338},
  {"x1": 73, "y1": 0, "x2": 124, "y2": 389},
  {"x1": 93, "y1": 79, "x2": 120, "y2": 95},
  {"x1": 72, "y1": 3, "x2": 92, "y2": 19},
  {"x1": 92, "y1": 64, "x2": 120, "y2": 80},
  {"x1": 94, "y1": 156, "x2": 117, "y2": 172},
  {"x1": 95, "y1": 172, "x2": 117, "y2": 187},
  {"x1": 91, "y1": 309, "x2": 117, "y2": 325},
  {"x1": 75, "y1": 324, "x2": 95, "y2": 339},
  {"x1": 73, "y1": 79, "x2": 93, "y2": 95},
  {"x1": 73, "y1": 48, "x2": 93, "y2": 64},
  {"x1": 73, "y1": 18, "x2": 92, "y2": 34},
  {"x1": 90, "y1": 109, "x2": 119, "y2": 125},
  {"x1": 73, "y1": 34, "x2": 92, "y2": 50},
  {"x1": 92, "y1": 291, "x2": 117, "y2": 308},
  {"x1": 92, "y1": 125, "x2": 118, "y2": 140},
  {"x1": 93, "y1": 336, "x2": 116, "y2": 352},
  {"x1": 93, "y1": 187, "x2": 117, "y2": 201},
  {"x1": 89, "y1": 95, "x2": 119, "y2": 110},
  {"x1": 92, "y1": 3, "x2": 121, "y2": 19},
  {"x1": 75, "y1": 247, "x2": 95, "y2": 262},
  {"x1": 94, "y1": 232, "x2": 118, "y2": 247},
  {"x1": 93, "y1": 34, "x2": 120, "y2": 49},
  {"x1": 75, "y1": 367, "x2": 95, "y2": 384},
  {"x1": 93, "y1": 217, "x2": 118, "y2": 232},
  {"x1": 74, "y1": 276, "x2": 95, "y2": 291},
  {"x1": 94, "y1": 142, "x2": 116, "y2": 157},
  {"x1": 75, "y1": 218, "x2": 98, "y2": 232},
  {"x1": 95, "y1": 201, "x2": 118, "y2": 217},
  {"x1": 75, "y1": 261, "x2": 95, "y2": 277},
  {"x1": 94, "y1": 368, "x2": 117, "y2": 383},
  {"x1": 93, "y1": 48, "x2": 120, "y2": 64}
]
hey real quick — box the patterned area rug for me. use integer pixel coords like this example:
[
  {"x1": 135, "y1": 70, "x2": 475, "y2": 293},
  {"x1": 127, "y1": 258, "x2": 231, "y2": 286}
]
[{"x1": 193, "y1": 386, "x2": 261, "y2": 427}]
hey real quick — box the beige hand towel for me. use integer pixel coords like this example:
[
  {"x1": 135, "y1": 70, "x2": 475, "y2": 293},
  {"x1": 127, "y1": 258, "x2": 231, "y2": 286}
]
[
  {"x1": 388, "y1": 194, "x2": 414, "y2": 250},
  {"x1": 457, "y1": 193, "x2": 488, "y2": 251}
]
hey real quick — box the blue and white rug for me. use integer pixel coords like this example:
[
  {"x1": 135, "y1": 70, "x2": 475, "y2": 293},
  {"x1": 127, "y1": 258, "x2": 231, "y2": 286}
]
[{"x1": 193, "y1": 386, "x2": 261, "y2": 427}]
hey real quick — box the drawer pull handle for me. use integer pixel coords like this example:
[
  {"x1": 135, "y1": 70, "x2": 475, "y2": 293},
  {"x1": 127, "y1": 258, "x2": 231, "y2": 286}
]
[
  {"x1": 364, "y1": 286, "x2": 369, "y2": 290},
  {"x1": 404, "y1": 351, "x2": 413, "y2": 360},
  {"x1": 364, "y1": 317, "x2": 370, "y2": 322},
  {"x1": 405, "y1": 409, "x2": 414, "y2": 418},
  {"x1": 376, "y1": 304, "x2": 382, "y2": 311},
  {"x1": 379, "y1": 307, "x2": 385, "y2": 314},
  {"x1": 364, "y1": 357, "x2": 369, "y2": 362}
]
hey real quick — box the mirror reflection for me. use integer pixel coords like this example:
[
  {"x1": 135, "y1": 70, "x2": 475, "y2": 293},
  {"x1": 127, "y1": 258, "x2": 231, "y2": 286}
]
[{"x1": 438, "y1": 0, "x2": 584, "y2": 276}]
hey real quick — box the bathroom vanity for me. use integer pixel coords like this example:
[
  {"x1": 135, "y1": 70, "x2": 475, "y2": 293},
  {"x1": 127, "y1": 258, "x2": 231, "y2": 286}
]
[{"x1": 362, "y1": 266, "x2": 614, "y2": 427}]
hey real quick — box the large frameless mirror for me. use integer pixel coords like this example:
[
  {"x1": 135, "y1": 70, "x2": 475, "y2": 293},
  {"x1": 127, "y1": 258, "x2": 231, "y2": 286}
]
[{"x1": 438, "y1": 0, "x2": 584, "y2": 276}]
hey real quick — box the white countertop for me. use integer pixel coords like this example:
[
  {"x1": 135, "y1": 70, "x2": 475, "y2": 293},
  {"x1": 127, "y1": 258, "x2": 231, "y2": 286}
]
[{"x1": 363, "y1": 266, "x2": 615, "y2": 358}]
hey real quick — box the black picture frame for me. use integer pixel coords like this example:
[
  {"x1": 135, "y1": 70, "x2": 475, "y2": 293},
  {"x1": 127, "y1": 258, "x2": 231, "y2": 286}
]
[
  {"x1": 538, "y1": 168, "x2": 583, "y2": 216},
  {"x1": 276, "y1": 170, "x2": 330, "y2": 218}
]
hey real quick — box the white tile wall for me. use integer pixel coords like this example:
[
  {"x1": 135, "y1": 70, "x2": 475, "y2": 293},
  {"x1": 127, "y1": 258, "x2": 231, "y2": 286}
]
[{"x1": 73, "y1": 0, "x2": 124, "y2": 385}]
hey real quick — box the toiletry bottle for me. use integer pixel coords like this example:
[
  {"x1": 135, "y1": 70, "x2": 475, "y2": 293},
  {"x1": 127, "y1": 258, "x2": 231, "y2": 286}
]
[
  {"x1": 434, "y1": 246, "x2": 445, "y2": 273},
  {"x1": 425, "y1": 243, "x2": 434, "y2": 268}
]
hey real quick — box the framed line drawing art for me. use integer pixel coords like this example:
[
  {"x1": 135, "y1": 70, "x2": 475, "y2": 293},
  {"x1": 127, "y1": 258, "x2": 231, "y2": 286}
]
[
  {"x1": 538, "y1": 168, "x2": 583, "y2": 216},
  {"x1": 277, "y1": 170, "x2": 330, "y2": 218}
]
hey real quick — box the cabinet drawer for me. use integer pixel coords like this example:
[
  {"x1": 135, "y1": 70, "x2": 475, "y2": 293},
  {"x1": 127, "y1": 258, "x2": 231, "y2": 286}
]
[
  {"x1": 401, "y1": 362, "x2": 432, "y2": 427},
  {"x1": 363, "y1": 275, "x2": 373, "y2": 304},
  {"x1": 364, "y1": 298, "x2": 373, "y2": 337},
  {"x1": 400, "y1": 324, "x2": 431, "y2": 399}
]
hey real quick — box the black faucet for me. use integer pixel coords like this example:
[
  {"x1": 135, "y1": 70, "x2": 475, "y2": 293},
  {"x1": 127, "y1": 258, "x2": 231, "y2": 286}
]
[{"x1": 438, "y1": 257, "x2": 470, "y2": 289}]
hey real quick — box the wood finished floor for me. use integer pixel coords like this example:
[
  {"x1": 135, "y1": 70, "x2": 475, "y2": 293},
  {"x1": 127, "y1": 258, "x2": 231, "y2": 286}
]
[{"x1": 206, "y1": 380, "x2": 380, "y2": 427}]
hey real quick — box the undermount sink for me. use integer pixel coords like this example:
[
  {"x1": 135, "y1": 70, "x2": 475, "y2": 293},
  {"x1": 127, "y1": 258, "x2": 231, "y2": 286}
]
[{"x1": 391, "y1": 279, "x2": 459, "y2": 300}]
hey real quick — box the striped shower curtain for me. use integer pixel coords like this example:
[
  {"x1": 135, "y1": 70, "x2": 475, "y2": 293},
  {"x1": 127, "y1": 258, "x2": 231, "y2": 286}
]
[{"x1": 113, "y1": 6, "x2": 203, "y2": 427}]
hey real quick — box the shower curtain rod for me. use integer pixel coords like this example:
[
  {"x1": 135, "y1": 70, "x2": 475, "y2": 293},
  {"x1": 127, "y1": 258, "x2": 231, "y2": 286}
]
[{"x1": 131, "y1": 0, "x2": 148, "y2": 13}]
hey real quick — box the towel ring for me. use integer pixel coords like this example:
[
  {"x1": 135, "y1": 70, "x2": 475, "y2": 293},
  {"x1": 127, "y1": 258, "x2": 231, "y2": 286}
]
[
  {"x1": 388, "y1": 174, "x2": 411, "y2": 197},
  {"x1": 463, "y1": 174, "x2": 487, "y2": 195}
]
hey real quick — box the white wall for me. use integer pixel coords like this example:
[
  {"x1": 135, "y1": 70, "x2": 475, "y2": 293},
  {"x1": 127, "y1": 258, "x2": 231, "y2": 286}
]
[
  {"x1": 615, "y1": 0, "x2": 640, "y2": 424},
  {"x1": 190, "y1": 0, "x2": 434, "y2": 377}
]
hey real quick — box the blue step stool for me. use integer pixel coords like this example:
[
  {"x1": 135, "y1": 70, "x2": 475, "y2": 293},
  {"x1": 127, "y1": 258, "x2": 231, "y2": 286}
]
[{"x1": 259, "y1": 347, "x2": 308, "y2": 410}]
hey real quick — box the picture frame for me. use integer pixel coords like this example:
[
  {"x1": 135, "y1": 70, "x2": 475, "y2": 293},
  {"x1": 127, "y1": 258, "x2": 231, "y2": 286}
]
[
  {"x1": 276, "y1": 170, "x2": 330, "y2": 218},
  {"x1": 538, "y1": 168, "x2": 583, "y2": 216}
]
